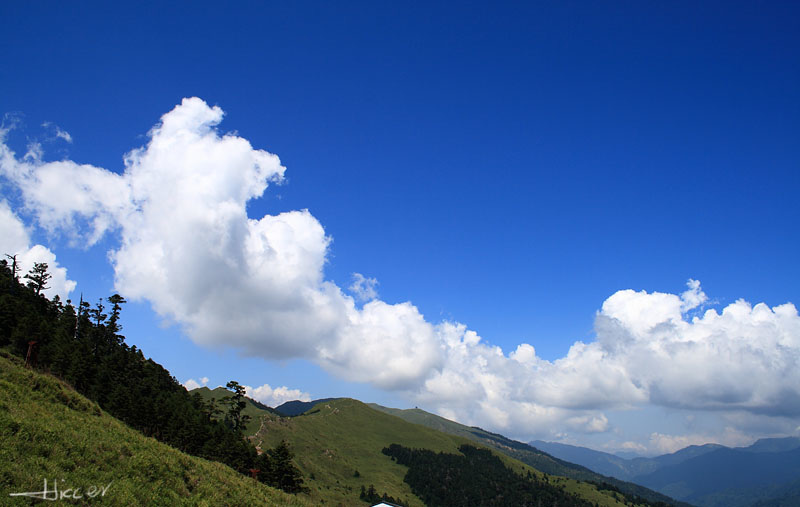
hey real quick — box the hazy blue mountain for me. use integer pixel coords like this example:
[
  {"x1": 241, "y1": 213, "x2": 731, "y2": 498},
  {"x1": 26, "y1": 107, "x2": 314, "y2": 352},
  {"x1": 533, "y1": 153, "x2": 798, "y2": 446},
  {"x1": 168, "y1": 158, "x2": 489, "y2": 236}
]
[
  {"x1": 636, "y1": 447, "x2": 800, "y2": 506},
  {"x1": 531, "y1": 440, "x2": 640, "y2": 480},
  {"x1": 646, "y1": 443, "x2": 725, "y2": 467},
  {"x1": 530, "y1": 440, "x2": 723, "y2": 481},
  {"x1": 751, "y1": 477, "x2": 800, "y2": 506},
  {"x1": 534, "y1": 438, "x2": 800, "y2": 507},
  {"x1": 614, "y1": 450, "x2": 645, "y2": 459},
  {"x1": 741, "y1": 437, "x2": 800, "y2": 454}
]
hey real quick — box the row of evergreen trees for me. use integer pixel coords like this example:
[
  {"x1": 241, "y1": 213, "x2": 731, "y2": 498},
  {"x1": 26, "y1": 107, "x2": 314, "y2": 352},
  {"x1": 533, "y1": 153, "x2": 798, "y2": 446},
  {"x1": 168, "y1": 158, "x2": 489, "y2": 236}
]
[
  {"x1": 382, "y1": 443, "x2": 674, "y2": 507},
  {"x1": 383, "y1": 443, "x2": 596, "y2": 507},
  {"x1": 0, "y1": 259, "x2": 303, "y2": 493}
]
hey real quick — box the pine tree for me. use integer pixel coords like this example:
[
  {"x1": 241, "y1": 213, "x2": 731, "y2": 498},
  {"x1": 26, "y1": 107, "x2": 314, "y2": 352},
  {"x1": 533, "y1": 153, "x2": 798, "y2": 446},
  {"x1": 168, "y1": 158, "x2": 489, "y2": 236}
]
[
  {"x1": 107, "y1": 294, "x2": 126, "y2": 335},
  {"x1": 223, "y1": 380, "x2": 251, "y2": 433},
  {"x1": 24, "y1": 262, "x2": 51, "y2": 296},
  {"x1": 267, "y1": 440, "x2": 304, "y2": 493}
]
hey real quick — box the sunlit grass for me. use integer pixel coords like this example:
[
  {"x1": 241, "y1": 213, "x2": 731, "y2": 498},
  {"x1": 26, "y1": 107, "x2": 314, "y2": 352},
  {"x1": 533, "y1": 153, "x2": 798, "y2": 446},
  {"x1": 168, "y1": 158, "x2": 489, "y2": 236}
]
[{"x1": 0, "y1": 351, "x2": 312, "y2": 506}]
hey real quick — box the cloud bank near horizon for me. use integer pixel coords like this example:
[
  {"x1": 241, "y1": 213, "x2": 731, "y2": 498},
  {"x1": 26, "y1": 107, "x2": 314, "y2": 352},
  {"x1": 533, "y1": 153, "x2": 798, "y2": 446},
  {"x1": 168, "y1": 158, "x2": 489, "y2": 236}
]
[{"x1": 2, "y1": 98, "x2": 798, "y2": 451}]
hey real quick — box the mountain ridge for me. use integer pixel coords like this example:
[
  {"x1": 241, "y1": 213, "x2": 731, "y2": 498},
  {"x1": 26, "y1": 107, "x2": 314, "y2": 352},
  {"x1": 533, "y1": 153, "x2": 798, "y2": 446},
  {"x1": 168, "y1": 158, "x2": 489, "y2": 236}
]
[
  {"x1": 251, "y1": 397, "x2": 667, "y2": 506},
  {"x1": 274, "y1": 397, "x2": 340, "y2": 416},
  {"x1": 532, "y1": 437, "x2": 800, "y2": 506},
  {"x1": 368, "y1": 403, "x2": 685, "y2": 506}
]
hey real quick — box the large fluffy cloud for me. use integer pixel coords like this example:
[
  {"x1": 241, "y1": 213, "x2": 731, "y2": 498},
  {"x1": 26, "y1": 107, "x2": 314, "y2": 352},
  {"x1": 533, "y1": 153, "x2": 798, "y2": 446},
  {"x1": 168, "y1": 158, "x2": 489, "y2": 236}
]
[
  {"x1": 0, "y1": 98, "x2": 440, "y2": 390},
  {"x1": 597, "y1": 285, "x2": 800, "y2": 416},
  {"x1": 2, "y1": 98, "x2": 798, "y2": 451}
]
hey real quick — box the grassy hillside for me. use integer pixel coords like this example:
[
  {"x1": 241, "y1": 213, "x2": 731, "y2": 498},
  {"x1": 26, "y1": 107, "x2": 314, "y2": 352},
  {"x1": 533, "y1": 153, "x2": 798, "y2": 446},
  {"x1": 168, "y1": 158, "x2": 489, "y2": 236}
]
[
  {"x1": 253, "y1": 398, "x2": 654, "y2": 507},
  {"x1": 0, "y1": 351, "x2": 311, "y2": 506},
  {"x1": 369, "y1": 403, "x2": 684, "y2": 506}
]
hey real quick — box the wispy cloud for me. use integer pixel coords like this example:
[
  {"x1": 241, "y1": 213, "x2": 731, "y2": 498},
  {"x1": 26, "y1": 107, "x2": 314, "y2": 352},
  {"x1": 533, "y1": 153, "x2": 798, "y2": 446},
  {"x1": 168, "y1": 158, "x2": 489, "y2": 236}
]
[
  {"x1": 42, "y1": 121, "x2": 73, "y2": 143},
  {"x1": 349, "y1": 272, "x2": 379, "y2": 302}
]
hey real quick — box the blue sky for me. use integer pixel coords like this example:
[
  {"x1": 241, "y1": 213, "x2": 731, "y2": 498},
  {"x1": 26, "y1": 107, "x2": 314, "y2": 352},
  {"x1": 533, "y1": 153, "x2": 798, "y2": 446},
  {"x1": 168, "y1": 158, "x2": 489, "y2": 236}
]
[{"x1": 1, "y1": 2, "x2": 799, "y2": 455}]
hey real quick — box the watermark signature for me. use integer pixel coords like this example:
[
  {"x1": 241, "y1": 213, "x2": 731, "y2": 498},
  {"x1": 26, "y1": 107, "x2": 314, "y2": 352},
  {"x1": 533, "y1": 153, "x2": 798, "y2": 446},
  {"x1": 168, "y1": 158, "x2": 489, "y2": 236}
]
[{"x1": 9, "y1": 478, "x2": 112, "y2": 501}]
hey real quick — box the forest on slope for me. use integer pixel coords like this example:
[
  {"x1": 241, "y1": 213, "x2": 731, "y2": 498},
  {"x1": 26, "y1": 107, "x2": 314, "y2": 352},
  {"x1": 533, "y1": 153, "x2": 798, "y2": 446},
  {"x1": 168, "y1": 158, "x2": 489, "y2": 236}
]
[{"x1": 0, "y1": 259, "x2": 304, "y2": 495}]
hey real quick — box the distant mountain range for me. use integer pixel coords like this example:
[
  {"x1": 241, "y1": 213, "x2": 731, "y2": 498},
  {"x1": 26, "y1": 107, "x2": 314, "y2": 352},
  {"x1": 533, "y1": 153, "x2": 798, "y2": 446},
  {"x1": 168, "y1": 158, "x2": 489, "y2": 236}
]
[{"x1": 532, "y1": 437, "x2": 800, "y2": 506}]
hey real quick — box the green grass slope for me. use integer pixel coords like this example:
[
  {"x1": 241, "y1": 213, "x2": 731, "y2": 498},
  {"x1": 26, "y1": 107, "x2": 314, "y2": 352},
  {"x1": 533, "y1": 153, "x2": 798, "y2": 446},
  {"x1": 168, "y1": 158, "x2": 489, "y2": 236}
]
[
  {"x1": 369, "y1": 403, "x2": 685, "y2": 506},
  {"x1": 254, "y1": 398, "x2": 653, "y2": 507},
  {"x1": 0, "y1": 352, "x2": 311, "y2": 506}
]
